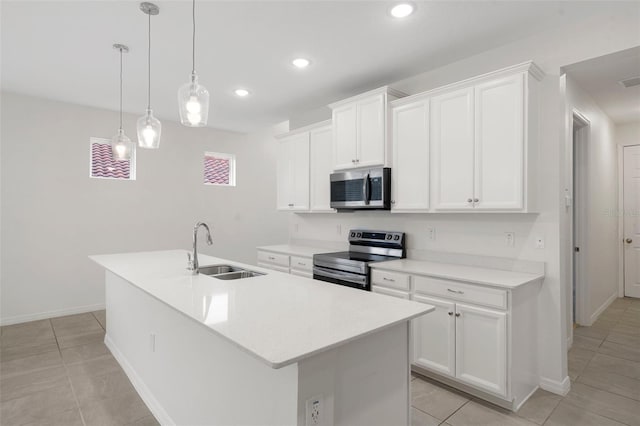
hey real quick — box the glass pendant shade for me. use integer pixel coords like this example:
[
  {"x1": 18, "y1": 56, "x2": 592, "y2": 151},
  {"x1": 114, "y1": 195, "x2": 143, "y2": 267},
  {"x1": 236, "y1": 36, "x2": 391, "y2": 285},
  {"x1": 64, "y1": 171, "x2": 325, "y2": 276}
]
[
  {"x1": 178, "y1": 72, "x2": 209, "y2": 127},
  {"x1": 112, "y1": 128, "x2": 133, "y2": 161},
  {"x1": 137, "y1": 108, "x2": 161, "y2": 149}
]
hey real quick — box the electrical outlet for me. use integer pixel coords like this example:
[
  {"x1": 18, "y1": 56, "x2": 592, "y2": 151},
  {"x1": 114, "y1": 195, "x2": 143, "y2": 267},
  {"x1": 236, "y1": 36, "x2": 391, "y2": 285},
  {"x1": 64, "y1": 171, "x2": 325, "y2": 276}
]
[
  {"x1": 427, "y1": 227, "x2": 436, "y2": 240},
  {"x1": 306, "y1": 395, "x2": 323, "y2": 426},
  {"x1": 336, "y1": 224, "x2": 342, "y2": 236},
  {"x1": 535, "y1": 237, "x2": 545, "y2": 249},
  {"x1": 505, "y1": 232, "x2": 515, "y2": 247},
  {"x1": 294, "y1": 223, "x2": 299, "y2": 233},
  {"x1": 150, "y1": 333, "x2": 156, "y2": 353}
]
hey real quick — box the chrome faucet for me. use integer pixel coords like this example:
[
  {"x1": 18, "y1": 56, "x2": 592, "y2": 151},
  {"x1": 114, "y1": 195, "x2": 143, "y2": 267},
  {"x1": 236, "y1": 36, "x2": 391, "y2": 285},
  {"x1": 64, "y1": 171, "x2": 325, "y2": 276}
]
[{"x1": 187, "y1": 222, "x2": 213, "y2": 274}]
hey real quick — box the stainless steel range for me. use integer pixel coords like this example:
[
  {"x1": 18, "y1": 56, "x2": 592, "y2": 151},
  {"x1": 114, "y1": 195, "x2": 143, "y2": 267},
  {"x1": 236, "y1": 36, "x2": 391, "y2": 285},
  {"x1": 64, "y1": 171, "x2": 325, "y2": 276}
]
[{"x1": 313, "y1": 230, "x2": 406, "y2": 291}]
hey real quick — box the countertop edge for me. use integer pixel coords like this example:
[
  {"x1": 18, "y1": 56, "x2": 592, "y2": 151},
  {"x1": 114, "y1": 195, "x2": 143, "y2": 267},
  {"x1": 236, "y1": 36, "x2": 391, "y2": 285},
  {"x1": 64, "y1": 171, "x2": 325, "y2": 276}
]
[{"x1": 369, "y1": 261, "x2": 545, "y2": 289}]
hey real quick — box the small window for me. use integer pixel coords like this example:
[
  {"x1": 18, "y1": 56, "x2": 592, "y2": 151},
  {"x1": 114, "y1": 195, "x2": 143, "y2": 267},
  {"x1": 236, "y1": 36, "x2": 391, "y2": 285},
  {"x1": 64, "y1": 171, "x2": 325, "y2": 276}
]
[
  {"x1": 204, "y1": 152, "x2": 235, "y2": 186},
  {"x1": 89, "y1": 137, "x2": 136, "y2": 180}
]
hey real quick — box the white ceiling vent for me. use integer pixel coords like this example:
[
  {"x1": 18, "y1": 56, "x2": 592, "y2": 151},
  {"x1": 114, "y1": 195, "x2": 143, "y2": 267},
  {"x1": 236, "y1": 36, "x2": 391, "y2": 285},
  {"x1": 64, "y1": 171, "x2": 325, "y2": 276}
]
[{"x1": 619, "y1": 76, "x2": 640, "y2": 88}]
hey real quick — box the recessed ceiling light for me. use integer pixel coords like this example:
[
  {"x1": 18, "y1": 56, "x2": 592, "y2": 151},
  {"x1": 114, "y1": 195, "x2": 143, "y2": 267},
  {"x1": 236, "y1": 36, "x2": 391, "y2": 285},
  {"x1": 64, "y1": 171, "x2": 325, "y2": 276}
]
[
  {"x1": 234, "y1": 88, "x2": 250, "y2": 97},
  {"x1": 390, "y1": 3, "x2": 415, "y2": 18},
  {"x1": 292, "y1": 58, "x2": 311, "y2": 69}
]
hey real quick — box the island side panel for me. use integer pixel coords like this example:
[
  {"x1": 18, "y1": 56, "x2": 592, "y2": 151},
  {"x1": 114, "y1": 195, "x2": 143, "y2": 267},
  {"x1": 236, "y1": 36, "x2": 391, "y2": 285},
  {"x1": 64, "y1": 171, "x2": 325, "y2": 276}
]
[
  {"x1": 104, "y1": 271, "x2": 299, "y2": 426},
  {"x1": 297, "y1": 322, "x2": 410, "y2": 426}
]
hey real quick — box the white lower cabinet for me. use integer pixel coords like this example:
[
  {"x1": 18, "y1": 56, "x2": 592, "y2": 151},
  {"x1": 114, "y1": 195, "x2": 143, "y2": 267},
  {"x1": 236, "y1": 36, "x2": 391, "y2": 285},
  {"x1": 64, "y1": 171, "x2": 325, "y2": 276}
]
[
  {"x1": 412, "y1": 280, "x2": 508, "y2": 398},
  {"x1": 454, "y1": 303, "x2": 507, "y2": 397},
  {"x1": 412, "y1": 294, "x2": 456, "y2": 377},
  {"x1": 257, "y1": 250, "x2": 315, "y2": 278},
  {"x1": 372, "y1": 267, "x2": 540, "y2": 410}
]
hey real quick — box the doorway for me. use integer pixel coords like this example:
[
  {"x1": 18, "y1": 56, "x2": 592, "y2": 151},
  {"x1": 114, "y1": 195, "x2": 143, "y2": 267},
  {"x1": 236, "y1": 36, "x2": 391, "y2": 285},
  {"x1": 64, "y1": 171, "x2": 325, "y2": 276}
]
[
  {"x1": 572, "y1": 111, "x2": 590, "y2": 325},
  {"x1": 623, "y1": 145, "x2": 640, "y2": 297}
]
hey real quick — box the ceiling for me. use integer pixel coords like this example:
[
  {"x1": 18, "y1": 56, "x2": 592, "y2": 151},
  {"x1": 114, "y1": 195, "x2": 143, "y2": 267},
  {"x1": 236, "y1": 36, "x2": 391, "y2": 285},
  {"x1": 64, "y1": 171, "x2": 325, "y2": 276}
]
[
  {"x1": 564, "y1": 47, "x2": 640, "y2": 125},
  {"x1": 2, "y1": 1, "x2": 636, "y2": 133}
]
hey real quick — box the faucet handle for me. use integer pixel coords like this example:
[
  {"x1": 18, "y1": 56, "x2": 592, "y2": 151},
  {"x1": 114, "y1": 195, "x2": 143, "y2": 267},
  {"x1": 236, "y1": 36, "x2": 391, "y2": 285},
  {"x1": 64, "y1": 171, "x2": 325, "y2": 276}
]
[{"x1": 186, "y1": 252, "x2": 194, "y2": 270}]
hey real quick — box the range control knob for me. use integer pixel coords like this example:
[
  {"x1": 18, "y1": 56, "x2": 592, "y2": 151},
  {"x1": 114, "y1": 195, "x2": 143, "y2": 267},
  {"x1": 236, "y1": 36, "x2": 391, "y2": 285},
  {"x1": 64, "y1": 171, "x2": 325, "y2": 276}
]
[
  {"x1": 356, "y1": 232, "x2": 362, "y2": 238},
  {"x1": 386, "y1": 234, "x2": 393, "y2": 240},
  {"x1": 394, "y1": 235, "x2": 400, "y2": 241},
  {"x1": 350, "y1": 232, "x2": 356, "y2": 238}
]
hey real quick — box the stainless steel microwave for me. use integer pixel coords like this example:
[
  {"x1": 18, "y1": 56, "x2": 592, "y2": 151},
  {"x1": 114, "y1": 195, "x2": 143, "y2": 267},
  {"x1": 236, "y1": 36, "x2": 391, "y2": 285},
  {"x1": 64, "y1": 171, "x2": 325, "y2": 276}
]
[{"x1": 330, "y1": 167, "x2": 391, "y2": 210}]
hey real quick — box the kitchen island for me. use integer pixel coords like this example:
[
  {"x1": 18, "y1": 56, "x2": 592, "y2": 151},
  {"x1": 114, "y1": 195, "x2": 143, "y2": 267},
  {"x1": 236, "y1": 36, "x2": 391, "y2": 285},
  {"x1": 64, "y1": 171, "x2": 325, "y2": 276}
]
[{"x1": 90, "y1": 250, "x2": 433, "y2": 426}]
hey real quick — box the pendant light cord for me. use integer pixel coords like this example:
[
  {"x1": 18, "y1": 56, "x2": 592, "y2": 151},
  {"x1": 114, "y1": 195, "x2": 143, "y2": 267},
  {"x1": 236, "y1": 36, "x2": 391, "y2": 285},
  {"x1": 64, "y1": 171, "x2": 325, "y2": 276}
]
[
  {"x1": 192, "y1": 0, "x2": 196, "y2": 74},
  {"x1": 147, "y1": 12, "x2": 151, "y2": 109},
  {"x1": 119, "y1": 47, "x2": 123, "y2": 130}
]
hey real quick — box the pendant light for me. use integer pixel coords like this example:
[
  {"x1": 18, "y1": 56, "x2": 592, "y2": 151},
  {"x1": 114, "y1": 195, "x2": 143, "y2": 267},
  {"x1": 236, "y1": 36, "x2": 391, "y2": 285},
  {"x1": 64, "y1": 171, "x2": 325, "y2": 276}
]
[
  {"x1": 178, "y1": 0, "x2": 209, "y2": 127},
  {"x1": 112, "y1": 44, "x2": 133, "y2": 161},
  {"x1": 137, "y1": 2, "x2": 161, "y2": 149}
]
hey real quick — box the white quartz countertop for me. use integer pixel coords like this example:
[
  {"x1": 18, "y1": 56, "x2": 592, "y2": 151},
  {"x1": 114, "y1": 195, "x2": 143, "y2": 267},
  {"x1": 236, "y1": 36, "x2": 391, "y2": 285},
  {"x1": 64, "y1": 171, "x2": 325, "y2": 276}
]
[
  {"x1": 370, "y1": 259, "x2": 544, "y2": 289},
  {"x1": 90, "y1": 250, "x2": 433, "y2": 369},
  {"x1": 256, "y1": 244, "x2": 332, "y2": 257}
]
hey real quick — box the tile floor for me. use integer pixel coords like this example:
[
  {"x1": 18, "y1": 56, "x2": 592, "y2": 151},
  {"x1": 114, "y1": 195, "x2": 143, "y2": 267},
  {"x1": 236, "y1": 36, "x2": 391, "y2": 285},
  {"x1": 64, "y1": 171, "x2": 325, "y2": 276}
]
[
  {"x1": 0, "y1": 297, "x2": 638, "y2": 425},
  {"x1": 411, "y1": 297, "x2": 640, "y2": 426},
  {"x1": 0, "y1": 311, "x2": 157, "y2": 426}
]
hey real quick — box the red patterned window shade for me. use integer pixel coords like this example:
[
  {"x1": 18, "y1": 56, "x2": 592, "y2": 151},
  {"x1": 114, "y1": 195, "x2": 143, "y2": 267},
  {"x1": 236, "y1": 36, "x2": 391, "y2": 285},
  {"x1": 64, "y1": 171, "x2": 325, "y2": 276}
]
[
  {"x1": 90, "y1": 138, "x2": 135, "y2": 180},
  {"x1": 204, "y1": 152, "x2": 235, "y2": 186}
]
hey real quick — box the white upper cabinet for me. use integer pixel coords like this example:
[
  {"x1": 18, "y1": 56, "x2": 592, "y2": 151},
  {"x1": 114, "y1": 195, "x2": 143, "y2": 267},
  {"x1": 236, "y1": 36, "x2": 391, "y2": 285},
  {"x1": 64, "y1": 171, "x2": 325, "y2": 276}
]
[
  {"x1": 330, "y1": 87, "x2": 406, "y2": 171},
  {"x1": 474, "y1": 74, "x2": 525, "y2": 210},
  {"x1": 276, "y1": 132, "x2": 309, "y2": 211},
  {"x1": 390, "y1": 61, "x2": 544, "y2": 213},
  {"x1": 309, "y1": 124, "x2": 334, "y2": 212},
  {"x1": 431, "y1": 87, "x2": 475, "y2": 211},
  {"x1": 391, "y1": 100, "x2": 431, "y2": 212},
  {"x1": 276, "y1": 120, "x2": 333, "y2": 213}
]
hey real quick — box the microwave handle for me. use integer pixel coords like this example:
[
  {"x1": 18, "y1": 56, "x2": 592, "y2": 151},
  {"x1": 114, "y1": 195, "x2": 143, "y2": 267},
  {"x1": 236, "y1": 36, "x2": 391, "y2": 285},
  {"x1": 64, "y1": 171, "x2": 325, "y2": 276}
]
[{"x1": 363, "y1": 173, "x2": 370, "y2": 205}]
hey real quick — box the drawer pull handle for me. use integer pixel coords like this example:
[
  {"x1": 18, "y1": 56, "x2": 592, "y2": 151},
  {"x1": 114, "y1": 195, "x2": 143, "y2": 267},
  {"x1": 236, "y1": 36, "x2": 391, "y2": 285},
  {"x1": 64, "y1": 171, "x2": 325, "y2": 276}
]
[
  {"x1": 455, "y1": 313, "x2": 461, "y2": 317},
  {"x1": 383, "y1": 277, "x2": 395, "y2": 282},
  {"x1": 447, "y1": 288, "x2": 464, "y2": 294},
  {"x1": 268, "y1": 256, "x2": 276, "y2": 260},
  {"x1": 448, "y1": 311, "x2": 454, "y2": 316},
  {"x1": 298, "y1": 262, "x2": 306, "y2": 266}
]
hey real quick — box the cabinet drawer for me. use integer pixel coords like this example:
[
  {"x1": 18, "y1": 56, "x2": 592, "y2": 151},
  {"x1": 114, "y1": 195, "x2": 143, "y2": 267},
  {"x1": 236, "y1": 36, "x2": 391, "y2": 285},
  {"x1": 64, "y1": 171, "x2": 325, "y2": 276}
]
[
  {"x1": 290, "y1": 256, "x2": 312, "y2": 272},
  {"x1": 257, "y1": 262, "x2": 290, "y2": 273},
  {"x1": 371, "y1": 269, "x2": 411, "y2": 291},
  {"x1": 257, "y1": 251, "x2": 290, "y2": 267},
  {"x1": 413, "y1": 276, "x2": 507, "y2": 310},
  {"x1": 372, "y1": 286, "x2": 410, "y2": 300}
]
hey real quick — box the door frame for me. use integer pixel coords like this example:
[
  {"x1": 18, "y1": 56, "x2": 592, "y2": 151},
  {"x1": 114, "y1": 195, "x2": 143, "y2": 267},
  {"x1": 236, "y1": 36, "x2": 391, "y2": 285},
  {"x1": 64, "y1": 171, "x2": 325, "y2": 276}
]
[
  {"x1": 571, "y1": 110, "x2": 591, "y2": 327},
  {"x1": 619, "y1": 144, "x2": 640, "y2": 296}
]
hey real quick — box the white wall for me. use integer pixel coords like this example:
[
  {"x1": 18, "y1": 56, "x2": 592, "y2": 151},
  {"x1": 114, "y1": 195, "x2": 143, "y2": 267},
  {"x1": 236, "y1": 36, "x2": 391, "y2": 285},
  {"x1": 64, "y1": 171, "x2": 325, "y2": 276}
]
[
  {"x1": 286, "y1": 11, "x2": 640, "y2": 393},
  {"x1": 616, "y1": 122, "x2": 640, "y2": 146},
  {"x1": 564, "y1": 77, "x2": 619, "y2": 327},
  {"x1": 0, "y1": 92, "x2": 289, "y2": 324}
]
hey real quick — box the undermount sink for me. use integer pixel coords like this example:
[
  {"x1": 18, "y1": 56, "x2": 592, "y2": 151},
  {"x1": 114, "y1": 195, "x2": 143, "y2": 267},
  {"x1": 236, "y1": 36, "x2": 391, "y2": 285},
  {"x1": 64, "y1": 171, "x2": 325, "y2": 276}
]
[
  {"x1": 198, "y1": 264, "x2": 264, "y2": 280},
  {"x1": 198, "y1": 264, "x2": 243, "y2": 276},
  {"x1": 212, "y1": 271, "x2": 264, "y2": 280}
]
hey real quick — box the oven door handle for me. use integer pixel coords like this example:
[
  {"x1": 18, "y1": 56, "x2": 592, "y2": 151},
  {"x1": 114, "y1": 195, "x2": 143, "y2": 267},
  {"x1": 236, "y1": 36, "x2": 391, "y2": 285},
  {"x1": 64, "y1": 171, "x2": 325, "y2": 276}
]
[{"x1": 313, "y1": 267, "x2": 367, "y2": 285}]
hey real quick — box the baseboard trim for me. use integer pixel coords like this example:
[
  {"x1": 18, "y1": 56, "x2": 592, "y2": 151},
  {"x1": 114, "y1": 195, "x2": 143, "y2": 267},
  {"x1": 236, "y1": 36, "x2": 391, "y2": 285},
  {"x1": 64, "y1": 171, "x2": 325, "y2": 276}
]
[
  {"x1": 514, "y1": 385, "x2": 539, "y2": 412},
  {"x1": 105, "y1": 334, "x2": 174, "y2": 426},
  {"x1": 540, "y1": 375, "x2": 571, "y2": 396},
  {"x1": 589, "y1": 291, "x2": 618, "y2": 324},
  {"x1": 0, "y1": 304, "x2": 106, "y2": 326}
]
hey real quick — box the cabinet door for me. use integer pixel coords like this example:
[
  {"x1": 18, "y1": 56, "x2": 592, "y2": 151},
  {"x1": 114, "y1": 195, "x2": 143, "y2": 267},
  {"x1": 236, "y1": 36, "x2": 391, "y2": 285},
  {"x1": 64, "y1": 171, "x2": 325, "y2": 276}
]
[
  {"x1": 276, "y1": 138, "x2": 293, "y2": 210},
  {"x1": 333, "y1": 104, "x2": 358, "y2": 170},
  {"x1": 392, "y1": 100, "x2": 430, "y2": 212},
  {"x1": 455, "y1": 303, "x2": 507, "y2": 397},
  {"x1": 291, "y1": 134, "x2": 310, "y2": 210},
  {"x1": 357, "y1": 94, "x2": 386, "y2": 168},
  {"x1": 474, "y1": 74, "x2": 525, "y2": 210},
  {"x1": 309, "y1": 126, "x2": 334, "y2": 212},
  {"x1": 431, "y1": 88, "x2": 475, "y2": 210},
  {"x1": 412, "y1": 294, "x2": 456, "y2": 377},
  {"x1": 276, "y1": 134, "x2": 309, "y2": 211}
]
